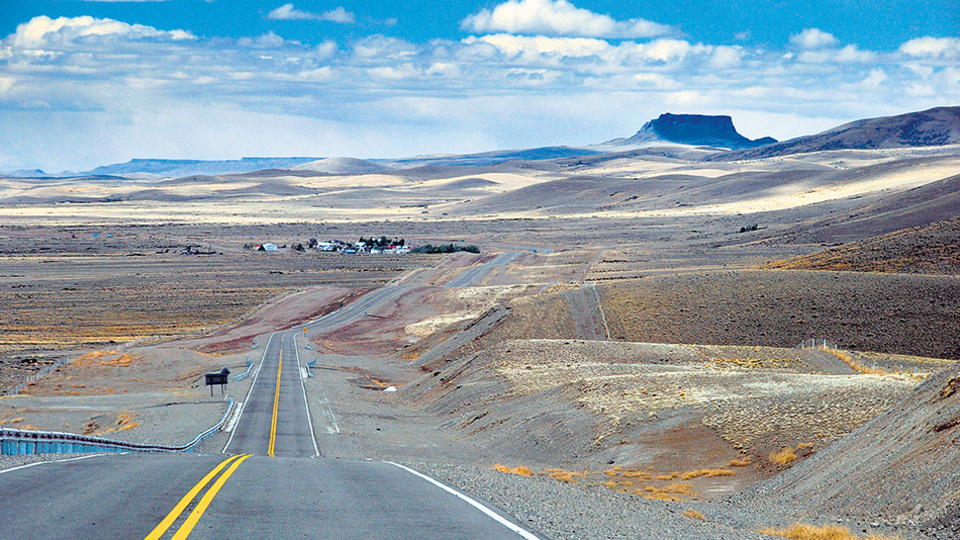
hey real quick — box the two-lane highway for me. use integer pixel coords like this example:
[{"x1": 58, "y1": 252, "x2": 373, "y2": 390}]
[
  {"x1": 1, "y1": 271, "x2": 543, "y2": 539},
  {"x1": 224, "y1": 332, "x2": 318, "y2": 458}
]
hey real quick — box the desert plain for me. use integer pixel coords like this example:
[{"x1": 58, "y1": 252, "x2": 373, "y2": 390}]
[{"x1": 3, "y1": 129, "x2": 960, "y2": 539}]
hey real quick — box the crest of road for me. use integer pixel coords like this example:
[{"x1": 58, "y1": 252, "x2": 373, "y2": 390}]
[{"x1": 0, "y1": 254, "x2": 541, "y2": 539}]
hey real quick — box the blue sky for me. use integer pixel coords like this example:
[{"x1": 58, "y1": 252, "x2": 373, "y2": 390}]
[{"x1": 1, "y1": 0, "x2": 958, "y2": 171}]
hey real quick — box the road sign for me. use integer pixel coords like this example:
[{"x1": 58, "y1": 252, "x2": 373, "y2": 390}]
[{"x1": 205, "y1": 368, "x2": 230, "y2": 396}]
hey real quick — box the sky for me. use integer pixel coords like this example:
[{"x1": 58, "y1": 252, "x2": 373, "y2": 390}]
[{"x1": 0, "y1": 0, "x2": 958, "y2": 172}]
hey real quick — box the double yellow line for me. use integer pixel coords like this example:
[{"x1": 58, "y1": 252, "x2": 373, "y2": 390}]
[
  {"x1": 268, "y1": 341, "x2": 283, "y2": 457},
  {"x1": 144, "y1": 453, "x2": 252, "y2": 540}
]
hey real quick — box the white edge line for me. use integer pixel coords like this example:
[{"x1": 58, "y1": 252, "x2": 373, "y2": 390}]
[
  {"x1": 385, "y1": 462, "x2": 542, "y2": 540},
  {"x1": 222, "y1": 332, "x2": 275, "y2": 453},
  {"x1": 293, "y1": 332, "x2": 321, "y2": 457},
  {"x1": 0, "y1": 453, "x2": 107, "y2": 475}
]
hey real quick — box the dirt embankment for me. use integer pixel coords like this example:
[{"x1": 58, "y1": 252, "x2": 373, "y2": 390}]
[
  {"x1": 400, "y1": 282, "x2": 941, "y2": 503},
  {"x1": 737, "y1": 361, "x2": 960, "y2": 539}
]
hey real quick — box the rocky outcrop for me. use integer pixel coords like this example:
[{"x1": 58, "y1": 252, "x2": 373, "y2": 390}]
[{"x1": 607, "y1": 113, "x2": 776, "y2": 149}]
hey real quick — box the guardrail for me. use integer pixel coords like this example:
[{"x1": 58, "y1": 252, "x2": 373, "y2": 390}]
[
  {"x1": 234, "y1": 358, "x2": 255, "y2": 381},
  {"x1": 0, "y1": 398, "x2": 235, "y2": 455}
]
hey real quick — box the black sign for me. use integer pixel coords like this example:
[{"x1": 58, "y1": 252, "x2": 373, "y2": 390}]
[{"x1": 205, "y1": 368, "x2": 230, "y2": 395}]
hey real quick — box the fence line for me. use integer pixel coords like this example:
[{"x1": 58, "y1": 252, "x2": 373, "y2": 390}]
[
  {"x1": 6, "y1": 356, "x2": 74, "y2": 396},
  {"x1": 796, "y1": 338, "x2": 840, "y2": 351}
]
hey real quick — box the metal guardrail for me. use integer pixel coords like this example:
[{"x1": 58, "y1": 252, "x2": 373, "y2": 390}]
[
  {"x1": 0, "y1": 398, "x2": 235, "y2": 455},
  {"x1": 234, "y1": 358, "x2": 255, "y2": 381}
]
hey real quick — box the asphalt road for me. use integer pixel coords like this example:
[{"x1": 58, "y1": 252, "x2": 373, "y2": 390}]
[
  {"x1": 0, "y1": 453, "x2": 535, "y2": 539},
  {"x1": 0, "y1": 265, "x2": 541, "y2": 539},
  {"x1": 444, "y1": 251, "x2": 523, "y2": 289}
]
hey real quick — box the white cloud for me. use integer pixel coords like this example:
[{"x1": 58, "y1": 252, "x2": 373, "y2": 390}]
[
  {"x1": 461, "y1": 0, "x2": 671, "y2": 39},
  {"x1": 797, "y1": 44, "x2": 874, "y2": 64},
  {"x1": 473, "y1": 34, "x2": 610, "y2": 59},
  {"x1": 368, "y1": 64, "x2": 421, "y2": 80},
  {"x1": 267, "y1": 4, "x2": 354, "y2": 24},
  {"x1": 709, "y1": 46, "x2": 742, "y2": 68},
  {"x1": 860, "y1": 69, "x2": 887, "y2": 88},
  {"x1": 633, "y1": 39, "x2": 701, "y2": 62},
  {"x1": 1, "y1": 14, "x2": 956, "y2": 172},
  {"x1": 9, "y1": 15, "x2": 193, "y2": 49},
  {"x1": 790, "y1": 28, "x2": 839, "y2": 49},
  {"x1": 900, "y1": 37, "x2": 960, "y2": 59}
]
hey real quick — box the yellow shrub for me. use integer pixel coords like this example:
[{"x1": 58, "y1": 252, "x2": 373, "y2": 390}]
[
  {"x1": 493, "y1": 464, "x2": 533, "y2": 477},
  {"x1": 759, "y1": 523, "x2": 904, "y2": 540},
  {"x1": 769, "y1": 447, "x2": 798, "y2": 466},
  {"x1": 680, "y1": 468, "x2": 735, "y2": 480}
]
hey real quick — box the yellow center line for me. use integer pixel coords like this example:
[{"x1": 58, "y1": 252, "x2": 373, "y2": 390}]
[
  {"x1": 171, "y1": 453, "x2": 253, "y2": 540},
  {"x1": 268, "y1": 338, "x2": 283, "y2": 457},
  {"x1": 143, "y1": 454, "x2": 243, "y2": 540}
]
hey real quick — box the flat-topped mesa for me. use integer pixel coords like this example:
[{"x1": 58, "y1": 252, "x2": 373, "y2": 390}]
[{"x1": 620, "y1": 113, "x2": 777, "y2": 150}]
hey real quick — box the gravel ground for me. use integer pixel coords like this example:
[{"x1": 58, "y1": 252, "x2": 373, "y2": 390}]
[
  {"x1": 409, "y1": 461, "x2": 769, "y2": 540},
  {"x1": 0, "y1": 453, "x2": 85, "y2": 471},
  {"x1": 406, "y1": 461, "x2": 927, "y2": 540}
]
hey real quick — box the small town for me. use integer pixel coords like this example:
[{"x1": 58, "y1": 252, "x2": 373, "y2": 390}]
[{"x1": 241, "y1": 236, "x2": 480, "y2": 255}]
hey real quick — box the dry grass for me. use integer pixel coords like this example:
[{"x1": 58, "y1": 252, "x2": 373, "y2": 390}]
[
  {"x1": 728, "y1": 457, "x2": 752, "y2": 467},
  {"x1": 824, "y1": 348, "x2": 930, "y2": 381},
  {"x1": 97, "y1": 411, "x2": 139, "y2": 434},
  {"x1": 545, "y1": 468, "x2": 587, "y2": 483},
  {"x1": 681, "y1": 509, "x2": 706, "y2": 521},
  {"x1": 642, "y1": 483, "x2": 694, "y2": 501},
  {"x1": 498, "y1": 461, "x2": 743, "y2": 503},
  {"x1": 97, "y1": 353, "x2": 140, "y2": 367},
  {"x1": 622, "y1": 469, "x2": 653, "y2": 480},
  {"x1": 710, "y1": 357, "x2": 796, "y2": 369},
  {"x1": 769, "y1": 447, "x2": 798, "y2": 466},
  {"x1": 759, "y1": 523, "x2": 905, "y2": 540},
  {"x1": 680, "y1": 468, "x2": 735, "y2": 480},
  {"x1": 493, "y1": 464, "x2": 534, "y2": 477}
]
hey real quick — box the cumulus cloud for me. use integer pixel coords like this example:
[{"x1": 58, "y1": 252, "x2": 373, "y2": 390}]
[
  {"x1": 797, "y1": 44, "x2": 874, "y2": 64},
  {"x1": 267, "y1": 4, "x2": 354, "y2": 24},
  {"x1": 9, "y1": 15, "x2": 193, "y2": 49},
  {"x1": 900, "y1": 37, "x2": 960, "y2": 59},
  {"x1": 461, "y1": 0, "x2": 672, "y2": 39},
  {"x1": 471, "y1": 34, "x2": 610, "y2": 59},
  {"x1": 2, "y1": 13, "x2": 958, "y2": 172},
  {"x1": 790, "y1": 28, "x2": 839, "y2": 49}
]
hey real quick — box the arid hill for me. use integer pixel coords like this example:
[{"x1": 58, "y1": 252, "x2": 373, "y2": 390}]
[
  {"x1": 765, "y1": 216, "x2": 960, "y2": 275},
  {"x1": 737, "y1": 361, "x2": 960, "y2": 539},
  {"x1": 714, "y1": 106, "x2": 960, "y2": 160}
]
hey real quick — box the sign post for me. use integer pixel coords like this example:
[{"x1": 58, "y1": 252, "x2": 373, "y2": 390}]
[{"x1": 205, "y1": 368, "x2": 230, "y2": 396}]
